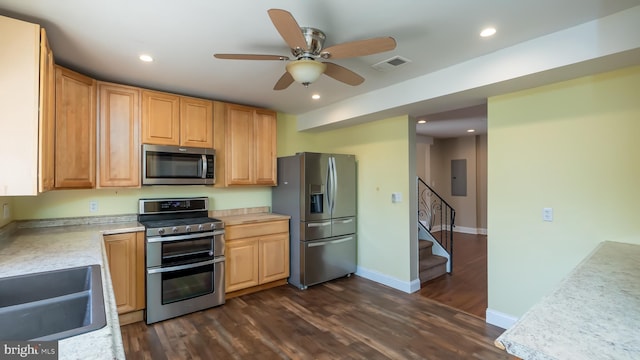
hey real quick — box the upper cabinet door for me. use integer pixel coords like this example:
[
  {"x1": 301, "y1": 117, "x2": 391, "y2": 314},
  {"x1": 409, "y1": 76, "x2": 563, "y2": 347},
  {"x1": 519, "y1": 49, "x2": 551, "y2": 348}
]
[
  {"x1": 214, "y1": 102, "x2": 277, "y2": 187},
  {"x1": 226, "y1": 104, "x2": 255, "y2": 185},
  {"x1": 141, "y1": 90, "x2": 180, "y2": 146},
  {"x1": 38, "y1": 28, "x2": 55, "y2": 193},
  {"x1": 253, "y1": 109, "x2": 277, "y2": 186},
  {"x1": 180, "y1": 96, "x2": 213, "y2": 148},
  {"x1": 0, "y1": 16, "x2": 40, "y2": 196},
  {"x1": 98, "y1": 82, "x2": 140, "y2": 188},
  {"x1": 55, "y1": 66, "x2": 96, "y2": 189}
]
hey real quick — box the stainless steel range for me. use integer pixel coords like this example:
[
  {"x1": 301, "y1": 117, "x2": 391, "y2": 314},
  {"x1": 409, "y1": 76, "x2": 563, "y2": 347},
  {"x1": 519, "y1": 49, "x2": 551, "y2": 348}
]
[{"x1": 138, "y1": 197, "x2": 225, "y2": 324}]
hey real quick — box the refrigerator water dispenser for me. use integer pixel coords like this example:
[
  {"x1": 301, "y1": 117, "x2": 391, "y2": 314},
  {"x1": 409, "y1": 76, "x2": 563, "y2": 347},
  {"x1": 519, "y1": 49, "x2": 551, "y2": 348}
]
[{"x1": 310, "y1": 193, "x2": 323, "y2": 213}]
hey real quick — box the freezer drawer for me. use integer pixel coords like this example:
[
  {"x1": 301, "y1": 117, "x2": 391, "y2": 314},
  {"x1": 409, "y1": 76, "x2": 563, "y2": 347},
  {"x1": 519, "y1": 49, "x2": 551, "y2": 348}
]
[
  {"x1": 300, "y1": 220, "x2": 331, "y2": 241},
  {"x1": 332, "y1": 217, "x2": 356, "y2": 237},
  {"x1": 301, "y1": 235, "x2": 356, "y2": 288}
]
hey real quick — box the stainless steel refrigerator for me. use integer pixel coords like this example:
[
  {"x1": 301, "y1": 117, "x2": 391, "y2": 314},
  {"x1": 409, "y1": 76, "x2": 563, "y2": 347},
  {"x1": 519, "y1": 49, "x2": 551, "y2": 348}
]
[{"x1": 272, "y1": 152, "x2": 357, "y2": 289}]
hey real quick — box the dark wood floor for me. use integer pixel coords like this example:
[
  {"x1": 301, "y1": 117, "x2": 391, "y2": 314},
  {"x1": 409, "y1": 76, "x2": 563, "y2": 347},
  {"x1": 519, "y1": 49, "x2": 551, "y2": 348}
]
[
  {"x1": 121, "y1": 275, "x2": 508, "y2": 359},
  {"x1": 419, "y1": 232, "x2": 489, "y2": 318}
]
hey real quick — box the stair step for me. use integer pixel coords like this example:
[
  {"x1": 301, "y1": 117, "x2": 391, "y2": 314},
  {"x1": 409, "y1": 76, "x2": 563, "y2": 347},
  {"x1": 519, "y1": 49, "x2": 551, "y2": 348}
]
[
  {"x1": 419, "y1": 254, "x2": 448, "y2": 283},
  {"x1": 418, "y1": 240, "x2": 433, "y2": 250},
  {"x1": 419, "y1": 240, "x2": 434, "y2": 259},
  {"x1": 419, "y1": 254, "x2": 448, "y2": 271}
]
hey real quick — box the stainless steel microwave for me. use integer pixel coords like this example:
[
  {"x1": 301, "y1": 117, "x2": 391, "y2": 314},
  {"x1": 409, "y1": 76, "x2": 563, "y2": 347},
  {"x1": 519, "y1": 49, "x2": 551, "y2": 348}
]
[{"x1": 142, "y1": 144, "x2": 215, "y2": 185}]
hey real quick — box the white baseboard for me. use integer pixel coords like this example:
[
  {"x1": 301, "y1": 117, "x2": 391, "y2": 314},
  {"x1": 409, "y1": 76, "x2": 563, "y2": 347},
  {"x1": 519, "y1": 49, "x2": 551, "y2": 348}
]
[
  {"x1": 429, "y1": 225, "x2": 488, "y2": 235},
  {"x1": 356, "y1": 266, "x2": 420, "y2": 293},
  {"x1": 454, "y1": 226, "x2": 480, "y2": 234},
  {"x1": 486, "y1": 308, "x2": 518, "y2": 329}
]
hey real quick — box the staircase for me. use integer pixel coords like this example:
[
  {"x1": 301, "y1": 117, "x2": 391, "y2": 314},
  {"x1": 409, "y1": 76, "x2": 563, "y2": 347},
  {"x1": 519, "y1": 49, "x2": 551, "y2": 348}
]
[
  {"x1": 417, "y1": 176, "x2": 455, "y2": 284},
  {"x1": 419, "y1": 239, "x2": 448, "y2": 283}
]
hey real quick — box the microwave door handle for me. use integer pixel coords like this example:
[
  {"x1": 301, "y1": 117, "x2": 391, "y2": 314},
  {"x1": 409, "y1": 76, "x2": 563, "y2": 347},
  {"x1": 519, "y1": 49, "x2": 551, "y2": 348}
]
[{"x1": 201, "y1": 154, "x2": 207, "y2": 178}]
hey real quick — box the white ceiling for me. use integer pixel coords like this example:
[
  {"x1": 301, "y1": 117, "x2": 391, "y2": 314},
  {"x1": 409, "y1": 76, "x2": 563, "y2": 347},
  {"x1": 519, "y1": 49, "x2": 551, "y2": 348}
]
[{"x1": 1, "y1": 0, "x2": 639, "y2": 138}]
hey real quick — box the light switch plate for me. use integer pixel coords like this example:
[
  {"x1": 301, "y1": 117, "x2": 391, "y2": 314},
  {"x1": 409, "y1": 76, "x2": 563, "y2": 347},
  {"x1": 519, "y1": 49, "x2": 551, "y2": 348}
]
[{"x1": 391, "y1": 192, "x2": 402, "y2": 203}]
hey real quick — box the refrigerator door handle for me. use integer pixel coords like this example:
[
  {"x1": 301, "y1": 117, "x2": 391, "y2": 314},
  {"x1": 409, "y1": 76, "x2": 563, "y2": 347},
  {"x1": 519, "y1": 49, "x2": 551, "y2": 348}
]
[
  {"x1": 307, "y1": 221, "x2": 331, "y2": 228},
  {"x1": 308, "y1": 236, "x2": 354, "y2": 248},
  {"x1": 326, "y1": 157, "x2": 332, "y2": 214},
  {"x1": 330, "y1": 156, "x2": 337, "y2": 214},
  {"x1": 334, "y1": 218, "x2": 354, "y2": 224}
]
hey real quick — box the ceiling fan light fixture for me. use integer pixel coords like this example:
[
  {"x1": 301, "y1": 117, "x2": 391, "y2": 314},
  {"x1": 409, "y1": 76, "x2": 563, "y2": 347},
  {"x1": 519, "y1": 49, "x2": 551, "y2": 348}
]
[{"x1": 286, "y1": 59, "x2": 326, "y2": 86}]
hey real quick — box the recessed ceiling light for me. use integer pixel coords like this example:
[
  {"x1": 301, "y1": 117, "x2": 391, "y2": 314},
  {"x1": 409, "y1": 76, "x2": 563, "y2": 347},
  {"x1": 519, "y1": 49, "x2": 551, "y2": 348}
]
[
  {"x1": 139, "y1": 54, "x2": 154, "y2": 62},
  {"x1": 311, "y1": 94, "x2": 320, "y2": 100},
  {"x1": 467, "y1": 129, "x2": 476, "y2": 133},
  {"x1": 480, "y1": 27, "x2": 496, "y2": 37},
  {"x1": 417, "y1": 119, "x2": 427, "y2": 124}
]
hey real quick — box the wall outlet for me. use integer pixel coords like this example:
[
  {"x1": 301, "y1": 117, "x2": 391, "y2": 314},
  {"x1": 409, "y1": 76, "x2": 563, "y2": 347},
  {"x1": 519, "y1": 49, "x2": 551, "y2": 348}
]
[
  {"x1": 89, "y1": 201, "x2": 99, "y2": 213},
  {"x1": 543, "y1": 207, "x2": 553, "y2": 222},
  {"x1": 2, "y1": 203, "x2": 10, "y2": 219}
]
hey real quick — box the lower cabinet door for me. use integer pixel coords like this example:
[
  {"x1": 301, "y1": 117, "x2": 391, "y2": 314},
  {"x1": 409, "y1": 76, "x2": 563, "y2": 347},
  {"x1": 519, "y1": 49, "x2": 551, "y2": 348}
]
[
  {"x1": 104, "y1": 232, "x2": 145, "y2": 314},
  {"x1": 225, "y1": 238, "x2": 259, "y2": 292},
  {"x1": 259, "y1": 233, "x2": 290, "y2": 284}
]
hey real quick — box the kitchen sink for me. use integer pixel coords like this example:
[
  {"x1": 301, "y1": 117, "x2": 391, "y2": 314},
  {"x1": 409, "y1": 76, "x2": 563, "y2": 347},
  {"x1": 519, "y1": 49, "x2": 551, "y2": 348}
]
[{"x1": 0, "y1": 265, "x2": 107, "y2": 341}]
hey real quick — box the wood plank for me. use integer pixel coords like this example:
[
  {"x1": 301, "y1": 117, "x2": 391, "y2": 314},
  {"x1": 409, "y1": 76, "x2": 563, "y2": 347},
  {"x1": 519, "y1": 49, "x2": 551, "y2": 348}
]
[
  {"x1": 419, "y1": 232, "x2": 489, "y2": 318},
  {"x1": 121, "y1": 276, "x2": 509, "y2": 359}
]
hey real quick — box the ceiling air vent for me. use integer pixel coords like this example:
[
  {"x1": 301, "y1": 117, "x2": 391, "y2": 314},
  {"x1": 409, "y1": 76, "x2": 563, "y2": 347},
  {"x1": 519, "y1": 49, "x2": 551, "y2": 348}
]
[{"x1": 372, "y1": 56, "x2": 411, "y2": 72}]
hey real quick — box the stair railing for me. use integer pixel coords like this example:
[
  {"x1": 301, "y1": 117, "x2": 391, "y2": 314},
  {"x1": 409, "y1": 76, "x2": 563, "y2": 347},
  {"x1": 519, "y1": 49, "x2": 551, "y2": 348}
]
[{"x1": 417, "y1": 177, "x2": 455, "y2": 270}]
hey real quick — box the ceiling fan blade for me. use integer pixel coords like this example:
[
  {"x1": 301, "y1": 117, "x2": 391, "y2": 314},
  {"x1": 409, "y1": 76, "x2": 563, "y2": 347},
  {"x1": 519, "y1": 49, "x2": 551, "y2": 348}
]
[
  {"x1": 273, "y1": 72, "x2": 294, "y2": 90},
  {"x1": 321, "y1": 37, "x2": 396, "y2": 59},
  {"x1": 268, "y1": 9, "x2": 308, "y2": 51},
  {"x1": 323, "y1": 62, "x2": 364, "y2": 86},
  {"x1": 214, "y1": 54, "x2": 289, "y2": 61}
]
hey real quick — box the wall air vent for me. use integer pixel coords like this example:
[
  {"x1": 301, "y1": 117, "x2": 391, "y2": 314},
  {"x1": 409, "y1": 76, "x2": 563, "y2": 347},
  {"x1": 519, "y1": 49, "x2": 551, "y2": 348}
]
[{"x1": 371, "y1": 56, "x2": 411, "y2": 72}]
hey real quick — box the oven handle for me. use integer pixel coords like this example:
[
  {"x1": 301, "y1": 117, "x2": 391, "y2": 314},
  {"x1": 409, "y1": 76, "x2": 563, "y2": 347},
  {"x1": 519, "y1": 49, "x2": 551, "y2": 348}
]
[
  {"x1": 147, "y1": 257, "x2": 225, "y2": 274},
  {"x1": 147, "y1": 230, "x2": 224, "y2": 243}
]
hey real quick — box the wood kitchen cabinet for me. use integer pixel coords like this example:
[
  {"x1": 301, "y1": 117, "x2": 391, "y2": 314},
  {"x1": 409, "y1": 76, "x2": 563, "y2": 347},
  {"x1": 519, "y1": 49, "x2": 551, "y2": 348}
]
[
  {"x1": 38, "y1": 28, "x2": 56, "y2": 192},
  {"x1": 104, "y1": 232, "x2": 145, "y2": 325},
  {"x1": 226, "y1": 238, "x2": 260, "y2": 291},
  {"x1": 213, "y1": 102, "x2": 277, "y2": 187},
  {"x1": 225, "y1": 219, "x2": 289, "y2": 296},
  {"x1": 97, "y1": 82, "x2": 140, "y2": 187},
  {"x1": 55, "y1": 66, "x2": 96, "y2": 189},
  {"x1": 0, "y1": 16, "x2": 55, "y2": 195},
  {"x1": 141, "y1": 89, "x2": 213, "y2": 148}
]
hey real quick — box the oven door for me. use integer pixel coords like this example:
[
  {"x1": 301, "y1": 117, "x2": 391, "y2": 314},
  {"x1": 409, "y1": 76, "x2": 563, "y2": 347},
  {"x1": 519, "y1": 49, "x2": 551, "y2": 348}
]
[
  {"x1": 146, "y1": 230, "x2": 225, "y2": 268},
  {"x1": 146, "y1": 257, "x2": 225, "y2": 324}
]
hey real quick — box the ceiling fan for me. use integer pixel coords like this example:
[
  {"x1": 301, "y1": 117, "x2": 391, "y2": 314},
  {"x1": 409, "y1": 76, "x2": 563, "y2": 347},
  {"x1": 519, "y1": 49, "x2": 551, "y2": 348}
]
[{"x1": 213, "y1": 9, "x2": 397, "y2": 90}]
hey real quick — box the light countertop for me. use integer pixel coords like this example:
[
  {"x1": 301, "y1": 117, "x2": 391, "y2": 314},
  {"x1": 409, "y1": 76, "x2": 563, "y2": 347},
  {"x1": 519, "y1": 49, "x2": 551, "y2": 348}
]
[
  {"x1": 495, "y1": 241, "x2": 640, "y2": 360},
  {"x1": 212, "y1": 212, "x2": 290, "y2": 226},
  {"x1": 0, "y1": 221, "x2": 144, "y2": 360}
]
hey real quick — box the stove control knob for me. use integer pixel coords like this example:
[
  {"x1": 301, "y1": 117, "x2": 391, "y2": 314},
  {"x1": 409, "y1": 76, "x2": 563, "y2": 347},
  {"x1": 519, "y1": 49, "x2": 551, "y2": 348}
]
[
  {"x1": 172, "y1": 226, "x2": 178, "y2": 233},
  {"x1": 185, "y1": 226, "x2": 192, "y2": 232},
  {"x1": 157, "y1": 228, "x2": 165, "y2": 235},
  {"x1": 210, "y1": 223, "x2": 216, "y2": 230},
  {"x1": 198, "y1": 224, "x2": 204, "y2": 231}
]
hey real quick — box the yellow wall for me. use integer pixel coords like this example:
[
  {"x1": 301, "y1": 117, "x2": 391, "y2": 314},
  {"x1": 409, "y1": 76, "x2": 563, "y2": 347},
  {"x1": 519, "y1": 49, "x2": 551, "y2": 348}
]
[
  {"x1": 487, "y1": 65, "x2": 640, "y2": 317},
  {"x1": 277, "y1": 113, "x2": 416, "y2": 283},
  {"x1": 13, "y1": 187, "x2": 271, "y2": 220}
]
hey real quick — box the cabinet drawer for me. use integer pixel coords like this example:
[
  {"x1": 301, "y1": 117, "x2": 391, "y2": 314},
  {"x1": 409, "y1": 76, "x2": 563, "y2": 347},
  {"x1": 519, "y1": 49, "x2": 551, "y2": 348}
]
[{"x1": 225, "y1": 220, "x2": 288, "y2": 240}]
